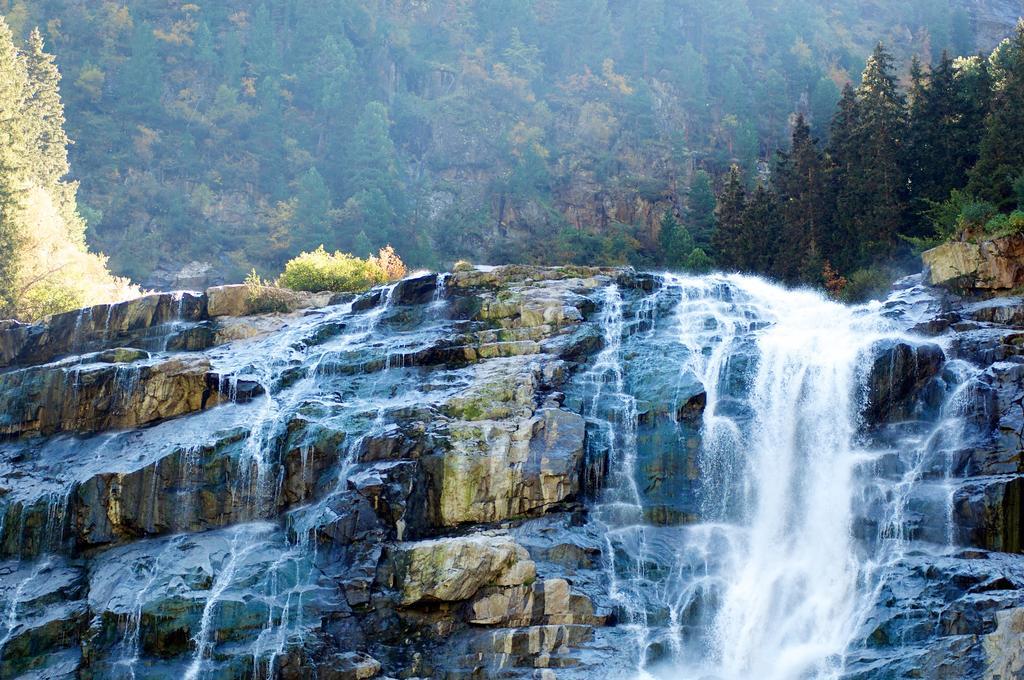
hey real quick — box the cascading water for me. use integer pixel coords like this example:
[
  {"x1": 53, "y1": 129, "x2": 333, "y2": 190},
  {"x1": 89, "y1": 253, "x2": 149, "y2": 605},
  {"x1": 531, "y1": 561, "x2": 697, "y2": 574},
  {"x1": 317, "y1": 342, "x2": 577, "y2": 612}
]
[
  {"x1": 4, "y1": 266, "x2": 1004, "y2": 680},
  {"x1": 582, "y1": 273, "x2": 976, "y2": 680}
]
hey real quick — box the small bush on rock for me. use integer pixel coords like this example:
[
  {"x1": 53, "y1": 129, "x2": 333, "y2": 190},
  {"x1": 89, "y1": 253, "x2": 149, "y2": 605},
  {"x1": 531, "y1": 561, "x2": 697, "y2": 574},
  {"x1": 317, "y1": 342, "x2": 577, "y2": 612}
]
[
  {"x1": 840, "y1": 267, "x2": 891, "y2": 303},
  {"x1": 244, "y1": 269, "x2": 292, "y2": 313},
  {"x1": 278, "y1": 245, "x2": 406, "y2": 293}
]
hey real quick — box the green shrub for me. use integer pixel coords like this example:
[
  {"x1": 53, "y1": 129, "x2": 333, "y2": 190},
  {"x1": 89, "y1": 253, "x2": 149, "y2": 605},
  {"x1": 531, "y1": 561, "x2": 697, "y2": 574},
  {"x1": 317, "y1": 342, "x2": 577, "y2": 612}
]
[
  {"x1": 840, "y1": 267, "x2": 891, "y2": 303},
  {"x1": 959, "y1": 199, "x2": 998, "y2": 229},
  {"x1": 1013, "y1": 173, "x2": 1024, "y2": 210},
  {"x1": 984, "y1": 210, "x2": 1024, "y2": 238},
  {"x1": 244, "y1": 269, "x2": 292, "y2": 313},
  {"x1": 684, "y1": 247, "x2": 713, "y2": 273},
  {"x1": 278, "y1": 245, "x2": 407, "y2": 293}
]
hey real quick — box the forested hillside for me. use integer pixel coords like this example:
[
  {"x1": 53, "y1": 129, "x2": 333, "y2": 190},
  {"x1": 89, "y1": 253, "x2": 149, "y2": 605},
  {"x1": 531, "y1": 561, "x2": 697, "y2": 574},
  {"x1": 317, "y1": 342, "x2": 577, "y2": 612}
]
[{"x1": 1, "y1": 0, "x2": 1016, "y2": 289}]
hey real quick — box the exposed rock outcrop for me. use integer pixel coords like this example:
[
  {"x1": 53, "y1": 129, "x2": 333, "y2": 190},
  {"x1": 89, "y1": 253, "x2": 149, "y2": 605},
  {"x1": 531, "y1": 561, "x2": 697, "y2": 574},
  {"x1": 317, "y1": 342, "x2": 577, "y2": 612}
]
[
  {"x1": 1, "y1": 263, "x2": 1022, "y2": 679},
  {"x1": 923, "y1": 234, "x2": 1024, "y2": 291}
]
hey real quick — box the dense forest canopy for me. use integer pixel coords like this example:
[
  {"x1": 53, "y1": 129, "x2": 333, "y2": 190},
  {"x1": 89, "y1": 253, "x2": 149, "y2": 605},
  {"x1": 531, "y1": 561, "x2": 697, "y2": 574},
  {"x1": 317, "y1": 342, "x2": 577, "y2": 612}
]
[{"x1": 0, "y1": 0, "x2": 1022, "y2": 311}]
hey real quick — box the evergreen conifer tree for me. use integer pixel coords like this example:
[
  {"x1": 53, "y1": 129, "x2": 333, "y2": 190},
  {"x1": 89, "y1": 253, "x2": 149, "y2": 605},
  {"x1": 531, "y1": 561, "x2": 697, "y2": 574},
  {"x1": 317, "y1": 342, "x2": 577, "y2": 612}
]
[
  {"x1": 904, "y1": 51, "x2": 980, "y2": 233},
  {"x1": 852, "y1": 43, "x2": 907, "y2": 259},
  {"x1": 0, "y1": 16, "x2": 29, "y2": 313},
  {"x1": 773, "y1": 114, "x2": 830, "y2": 284},
  {"x1": 967, "y1": 21, "x2": 1024, "y2": 210},
  {"x1": 712, "y1": 165, "x2": 748, "y2": 270},
  {"x1": 740, "y1": 184, "x2": 782, "y2": 274},
  {"x1": 686, "y1": 170, "x2": 716, "y2": 251},
  {"x1": 658, "y1": 210, "x2": 694, "y2": 268},
  {"x1": 23, "y1": 28, "x2": 69, "y2": 188},
  {"x1": 119, "y1": 22, "x2": 162, "y2": 110},
  {"x1": 825, "y1": 84, "x2": 861, "y2": 272}
]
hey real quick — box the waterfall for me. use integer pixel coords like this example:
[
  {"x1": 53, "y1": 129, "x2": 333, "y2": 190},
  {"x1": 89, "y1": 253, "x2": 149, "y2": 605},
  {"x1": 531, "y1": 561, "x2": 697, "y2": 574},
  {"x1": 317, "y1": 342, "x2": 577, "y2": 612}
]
[
  {"x1": 584, "y1": 274, "x2": 970, "y2": 679},
  {"x1": 701, "y1": 277, "x2": 881, "y2": 680}
]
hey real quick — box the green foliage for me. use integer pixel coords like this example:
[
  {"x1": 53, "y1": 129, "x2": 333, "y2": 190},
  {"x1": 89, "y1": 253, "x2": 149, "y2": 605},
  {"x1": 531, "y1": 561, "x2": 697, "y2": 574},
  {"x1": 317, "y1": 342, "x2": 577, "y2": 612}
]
[
  {"x1": 840, "y1": 267, "x2": 892, "y2": 303},
  {"x1": 244, "y1": 268, "x2": 291, "y2": 314},
  {"x1": 924, "y1": 190, "x2": 978, "y2": 239},
  {"x1": 277, "y1": 245, "x2": 406, "y2": 293},
  {"x1": 0, "y1": 16, "x2": 136, "y2": 320},
  {"x1": 658, "y1": 211, "x2": 694, "y2": 268},
  {"x1": 967, "y1": 22, "x2": 1024, "y2": 210},
  {"x1": 1014, "y1": 173, "x2": 1024, "y2": 209},
  {"x1": 686, "y1": 170, "x2": 716, "y2": 251},
  {"x1": 712, "y1": 165, "x2": 747, "y2": 270},
  {"x1": 960, "y1": 198, "x2": 999, "y2": 228},
  {"x1": 0, "y1": 0, "x2": 992, "y2": 284},
  {"x1": 983, "y1": 210, "x2": 1024, "y2": 238},
  {"x1": 685, "y1": 247, "x2": 713, "y2": 273},
  {"x1": 773, "y1": 114, "x2": 829, "y2": 284}
]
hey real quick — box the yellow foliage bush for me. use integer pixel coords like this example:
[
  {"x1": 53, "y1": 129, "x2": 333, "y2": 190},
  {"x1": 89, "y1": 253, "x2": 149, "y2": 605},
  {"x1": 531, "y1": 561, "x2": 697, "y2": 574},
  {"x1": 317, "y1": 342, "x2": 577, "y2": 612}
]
[
  {"x1": 277, "y1": 245, "x2": 406, "y2": 293},
  {"x1": 11, "y1": 186, "x2": 140, "y2": 321}
]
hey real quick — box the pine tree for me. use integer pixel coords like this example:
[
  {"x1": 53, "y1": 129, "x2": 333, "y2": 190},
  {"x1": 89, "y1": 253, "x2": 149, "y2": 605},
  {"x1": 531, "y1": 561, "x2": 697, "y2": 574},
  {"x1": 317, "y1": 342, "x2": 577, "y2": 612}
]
[
  {"x1": 826, "y1": 44, "x2": 907, "y2": 270},
  {"x1": 967, "y1": 21, "x2": 1024, "y2": 210},
  {"x1": 825, "y1": 84, "x2": 861, "y2": 272},
  {"x1": 23, "y1": 28, "x2": 69, "y2": 188},
  {"x1": 294, "y1": 167, "x2": 332, "y2": 249},
  {"x1": 119, "y1": 22, "x2": 162, "y2": 111},
  {"x1": 904, "y1": 51, "x2": 980, "y2": 234},
  {"x1": 247, "y1": 4, "x2": 280, "y2": 77},
  {"x1": 712, "y1": 165, "x2": 747, "y2": 270},
  {"x1": 0, "y1": 16, "x2": 29, "y2": 313},
  {"x1": 658, "y1": 210, "x2": 694, "y2": 268},
  {"x1": 347, "y1": 102, "x2": 401, "y2": 202},
  {"x1": 739, "y1": 184, "x2": 782, "y2": 274},
  {"x1": 853, "y1": 43, "x2": 907, "y2": 258},
  {"x1": 773, "y1": 114, "x2": 830, "y2": 284},
  {"x1": 341, "y1": 102, "x2": 406, "y2": 244},
  {"x1": 686, "y1": 170, "x2": 716, "y2": 251}
]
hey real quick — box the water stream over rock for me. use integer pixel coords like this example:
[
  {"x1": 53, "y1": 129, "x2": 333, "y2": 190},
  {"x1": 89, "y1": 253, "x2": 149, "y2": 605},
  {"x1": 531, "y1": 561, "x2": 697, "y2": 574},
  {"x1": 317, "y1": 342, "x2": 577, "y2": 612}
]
[{"x1": 0, "y1": 267, "x2": 1021, "y2": 679}]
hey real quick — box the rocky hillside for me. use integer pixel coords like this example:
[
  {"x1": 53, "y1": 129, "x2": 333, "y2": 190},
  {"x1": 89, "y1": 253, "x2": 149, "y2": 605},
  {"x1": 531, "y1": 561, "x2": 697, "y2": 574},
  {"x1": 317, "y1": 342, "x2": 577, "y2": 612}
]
[{"x1": 0, "y1": 264, "x2": 1022, "y2": 678}]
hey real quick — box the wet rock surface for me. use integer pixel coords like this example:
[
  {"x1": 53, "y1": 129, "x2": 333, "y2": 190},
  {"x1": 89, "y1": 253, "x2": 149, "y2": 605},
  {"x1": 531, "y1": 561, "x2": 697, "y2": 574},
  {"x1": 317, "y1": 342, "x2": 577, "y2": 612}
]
[{"x1": 0, "y1": 266, "x2": 1021, "y2": 678}]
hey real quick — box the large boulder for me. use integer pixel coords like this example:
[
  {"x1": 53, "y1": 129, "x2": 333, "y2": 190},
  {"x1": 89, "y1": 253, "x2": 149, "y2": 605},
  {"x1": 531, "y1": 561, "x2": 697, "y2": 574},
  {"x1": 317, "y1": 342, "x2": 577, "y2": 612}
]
[
  {"x1": 391, "y1": 534, "x2": 536, "y2": 606},
  {"x1": 0, "y1": 559, "x2": 88, "y2": 679},
  {"x1": 953, "y1": 475, "x2": 1024, "y2": 554},
  {"x1": 862, "y1": 340, "x2": 945, "y2": 424},
  {"x1": 985, "y1": 607, "x2": 1024, "y2": 679},
  {"x1": 206, "y1": 284, "x2": 332, "y2": 317},
  {"x1": 0, "y1": 292, "x2": 207, "y2": 369},
  {"x1": 426, "y1": 407, "x2": 585, "y2": 527},
  {"x1": 923, "y1": 234, "x2": 1024, "y2": 291}
]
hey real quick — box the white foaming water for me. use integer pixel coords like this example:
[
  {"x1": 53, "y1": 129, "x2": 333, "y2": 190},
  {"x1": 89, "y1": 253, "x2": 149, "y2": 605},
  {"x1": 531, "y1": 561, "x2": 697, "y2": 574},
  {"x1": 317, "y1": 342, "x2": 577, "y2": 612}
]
[
  {"x1": 705, "y1": 277, "x2": 889, "y2": 680},
  {"x1": 614, "y1": 274, "x2": 946, "y2": 680}
]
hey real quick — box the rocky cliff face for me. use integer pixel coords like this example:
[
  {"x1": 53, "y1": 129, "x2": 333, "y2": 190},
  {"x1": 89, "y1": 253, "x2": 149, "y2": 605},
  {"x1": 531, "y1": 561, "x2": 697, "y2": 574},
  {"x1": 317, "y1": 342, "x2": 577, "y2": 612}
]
[
  {"x1": 0, "y1": 266, "x2": 1022, "y2": 679},
  {"x1": 969, "y1": 0, "x2": 1024, "y2": 51}
]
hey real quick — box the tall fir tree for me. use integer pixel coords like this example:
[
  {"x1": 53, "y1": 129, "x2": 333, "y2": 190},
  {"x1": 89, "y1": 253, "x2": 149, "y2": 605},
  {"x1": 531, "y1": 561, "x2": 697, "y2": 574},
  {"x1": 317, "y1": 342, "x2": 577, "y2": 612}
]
[
  {"x1": 712, "y1": 165, "x2": 748, "y2": 270},
  {"x1": 0, "y1": 16, "x2": 29, "y2": 313},
  {"x1": 967, "y1": 21, "x2": 1024, "y2": 210},
  {"x1": 825, "y1": 83, "x2": 861, "y2": 272},
  {"x1": 904, "y1": 51, "x2": 981, "y2": 234},
  {"x1": 347, "y1": 101, "x2": 402, "y2": 203},
  {"x1": 773, "y1": 114, "x2": 831, "y2": 284},
  {"x1": 23, "y1": 28, "x2": 69, "y2": 188},
  {"x1": 294, "y1": 166, "x2": 332, "y2": 250},
  {"x1": 852, "y1": 43, "x2": 907, "y2": 259},
  {"x1": 740, "y1": 184, "x2": 783, "y2": 275},
  {"x1": 119, "y1": 22, "x2": 162, "y2": 111},
  {"x1": 686, "y1": 169, "x2": 716, "y2": 251},
  {"x1": 658, "y1": 210, "x2": 694, "y2": 268}
]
